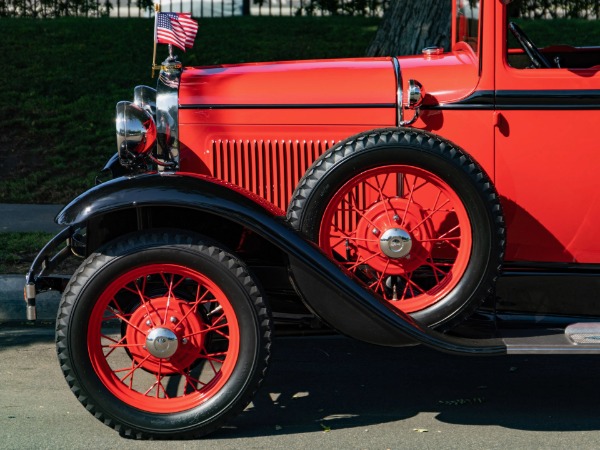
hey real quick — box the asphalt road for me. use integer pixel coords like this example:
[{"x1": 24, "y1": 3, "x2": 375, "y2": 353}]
[{"x1": 2, "y1": 325, "x2": 600, "y2": 449}]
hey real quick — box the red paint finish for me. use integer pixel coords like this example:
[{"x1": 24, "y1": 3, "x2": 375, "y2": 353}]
[
  {"x1": 397, "y1": 51, "x2": 480, "y2": 106},
  {"x1": 179, "y1": 126, "x2": 375, "y2": 211},
  {"x1": 178, "y1": 60, "x2": 401, "y2": 210},
  {"x1": 492, "y1": 1, "x2": 600, "y2": 264},
  {"x1": 179, "y1": 59, "x2": 397, "y2": 107},
  {"x1": 174, "y1": 0, "x2": 600, "y2": 267},
  {"x1": 178, "y1": 53, "x2": 484, "y2": 211}
]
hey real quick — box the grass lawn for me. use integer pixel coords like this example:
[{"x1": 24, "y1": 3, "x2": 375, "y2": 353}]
[
  {"x1": 1, "y1": 17, "x2": 597, "y2": 205},
  {"x1": 0, "y1": 16, "x2": 597, "y2": 274},
  {"x1": 0, "y1": 232, "x2": 55, "y2": 273},
  {"x1": 0, "y1": 16, "x2": 379, "y2": 273},
  {"x1": 0, "y1": 16, "x2": 379, "y2": 204}
]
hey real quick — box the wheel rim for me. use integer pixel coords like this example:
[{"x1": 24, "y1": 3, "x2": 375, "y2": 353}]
[
  {"x1": 319, "y1": 165, "x2": 472, "y2": 313},
  {"x1": 87, "y1": 263, "x2": 240, "y2": 413}
]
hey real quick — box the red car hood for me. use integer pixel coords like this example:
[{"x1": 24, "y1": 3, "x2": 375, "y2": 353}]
[{"x1": 179, "y1": 58, "x2": 397, "y2": 107}]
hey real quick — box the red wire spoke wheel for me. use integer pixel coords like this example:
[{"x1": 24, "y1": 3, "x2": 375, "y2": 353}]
[
  {"x1": 88, "y1": 263, "x2": 240, "y2": 413},
  {"x1": 56, "y1": 231, "x2": 271, "y2": 439},
  {"x1": 288, "y1": 129, "x2": 504, "y2": 329},
  {"x1": 319, "y1": 165, "x2": 472, "y2": 313}
]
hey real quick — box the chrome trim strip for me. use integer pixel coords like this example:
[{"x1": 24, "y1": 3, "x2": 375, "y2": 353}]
[
  {"x1": 156, "y1": 59, "x2": 182, "y2": 169},
  {"x1": 504, "y1": 332, "x2": 600, "y2": 354},
  {"x1": 25, "y1": 226, "x2": 75, "y2": 321},
  {"x1": 392, "y1": 56, "x2": 403, "y2": 126}
]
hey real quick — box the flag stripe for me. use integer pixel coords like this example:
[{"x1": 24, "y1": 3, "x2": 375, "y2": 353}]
[
  {"x1": 176, "y1": 13, "x2": 198, "y2": 47},
  {"x1": 156, "y1": 12, "x2": 198, "y2": 51}
]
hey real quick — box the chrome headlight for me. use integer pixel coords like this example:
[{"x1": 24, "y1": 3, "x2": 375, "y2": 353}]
[
  {"x1": 115, "y1": 101, "x2": 157, "y2": 167},
  {"x1": 133, "y1": 85, "x2": 157, "y2": 116}
]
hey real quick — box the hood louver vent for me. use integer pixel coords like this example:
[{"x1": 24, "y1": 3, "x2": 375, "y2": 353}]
[{"x1": 211, "y1": 139, "x2": 334, "y2": 211}]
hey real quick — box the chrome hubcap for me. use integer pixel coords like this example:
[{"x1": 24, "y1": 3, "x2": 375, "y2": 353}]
[
  {"x1": 379, "y1": 228, "x2": 412, "y2": 258},
  {"x1": 146, "y1": 327, "x2": 178, "y2": 359}
]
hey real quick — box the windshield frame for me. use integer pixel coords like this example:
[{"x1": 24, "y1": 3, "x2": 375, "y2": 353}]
[{"x1": 453, "y1": 0, "x2": 483, "y2": 54}]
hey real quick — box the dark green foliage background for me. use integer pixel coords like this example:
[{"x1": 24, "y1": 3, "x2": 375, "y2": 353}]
[
  {"x1": 0, "y1": 17, "x2": 597, "y2": 204},
  {"x1": 0, "y1": 17, "x2": 379, "y2": 203}
]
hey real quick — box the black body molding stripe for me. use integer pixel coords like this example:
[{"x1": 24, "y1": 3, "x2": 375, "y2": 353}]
[
  {"x1": 495, "y1": 89, "x2": 600, "y2": 110},
  {"x1": 425, "y1": 89, "x2": 600, "y2": 111},
  {"x1": 181, "y1": 91, "x2": 599, "y2": 112}
]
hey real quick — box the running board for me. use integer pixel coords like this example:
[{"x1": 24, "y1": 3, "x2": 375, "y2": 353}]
[{"x1": 503, "y1": 323, "x2": 600, "y2": 354}]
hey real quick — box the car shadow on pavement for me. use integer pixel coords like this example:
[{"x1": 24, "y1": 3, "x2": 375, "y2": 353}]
[
  {"x1": 0, "y1": 323, "x2": 55, "y2": 349},
  {"x1": 3, "y1": 326, "x2": 598, "y2": 438},
  {"x1": 213, "y1": 335, "x2": 600, "y2": 437}
]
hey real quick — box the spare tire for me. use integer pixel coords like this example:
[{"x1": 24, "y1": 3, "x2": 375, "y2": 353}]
[{"x1": 287, "y1": 129, "x2": 505, "y2": 329}]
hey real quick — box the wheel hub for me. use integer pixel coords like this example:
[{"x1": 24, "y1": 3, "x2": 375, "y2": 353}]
[
  {"x1": 318, "y1": 164, "x2": 474, "y2": 313},
  {"x1": 354, "y1": 198, "x2": 434, "y2": 274},
  {"x1": 379, "y1": 228, "x2": 412, "y2": 258},
  {"x1": 146, "y1": 327, "x2": 178, "y2": 358},
  {"x1": 125, "y1": 296, "x2": 206, "y2": 374}
]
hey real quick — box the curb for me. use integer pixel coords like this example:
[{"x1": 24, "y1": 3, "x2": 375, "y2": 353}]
[
  {"x1": 0, "y1": 275, "x2": 61, "y2": 323},
  {"x1": 0, "y1": 204, "x2": 64, "y2": 233},
  {"x1": 0, "y1": 204, "x2": 65, "y2": 323}
]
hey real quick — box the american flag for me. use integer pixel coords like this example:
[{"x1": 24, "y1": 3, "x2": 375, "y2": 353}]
[{"x1": 156, "y1": 12, "x2": 198, "y2": 51}]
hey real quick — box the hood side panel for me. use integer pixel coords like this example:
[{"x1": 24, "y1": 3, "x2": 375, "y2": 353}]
[{"x1": 179, "y1": 58, "x2": 397, "y2": 107}]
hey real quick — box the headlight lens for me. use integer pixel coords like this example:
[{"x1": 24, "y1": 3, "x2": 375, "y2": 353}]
[{"x1": 115, "y1": 101, "x2": 157, "y2": 167}]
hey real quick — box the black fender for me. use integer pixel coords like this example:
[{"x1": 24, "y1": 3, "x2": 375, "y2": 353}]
[{"x1": 52, "y1": 172, "x2": 505, "y2": 354}]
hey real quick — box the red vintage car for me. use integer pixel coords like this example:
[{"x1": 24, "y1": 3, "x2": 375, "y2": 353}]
[{"x1": 25, "y1": 0, "x2": 600, "y2": 439}]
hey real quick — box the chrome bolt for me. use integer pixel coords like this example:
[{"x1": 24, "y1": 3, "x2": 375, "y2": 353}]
[
  {"x1": 146, "y1": 319, "x2": 152, "y2": 327},
  {"x1": 170, "y1": 316, "x2": 177, "y2": 324},
  {"x1": 182, "y1": 338, "x2": 188, "y2": 345},
  {"x1": 372, "y1": 228, "x2": 380, "y2": 236},
  {"x1": 393, "y1": 214, "x2": 400, "y2": 222}
]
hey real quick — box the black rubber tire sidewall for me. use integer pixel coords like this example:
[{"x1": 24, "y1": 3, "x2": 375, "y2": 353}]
[
  {"x1": 56, "y1": 231, "x2": 270, "y2": 439},
  {"x1": 288, "y1": 130, "x2": 504, "y2": 328}
]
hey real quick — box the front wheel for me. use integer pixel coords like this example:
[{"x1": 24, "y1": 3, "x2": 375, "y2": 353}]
[
  {"x1": 56, "y1": 231, "x2": 271, "y2": 439},
  {"x1": 288, "y1": 129, "x2": 505, "y2": 329}
]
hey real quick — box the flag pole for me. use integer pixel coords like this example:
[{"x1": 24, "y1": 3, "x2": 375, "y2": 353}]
[{"x1": 152, "y1": 3, "x2": 160, "y2": 78}]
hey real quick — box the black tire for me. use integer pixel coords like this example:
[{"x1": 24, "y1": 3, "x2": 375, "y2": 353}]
[
  {"x1": 287, "y1": 128, "x2": 505, "y2": 329},
  {"x1": 56, "y1": 230, "x2": 271, "y2": 439}
]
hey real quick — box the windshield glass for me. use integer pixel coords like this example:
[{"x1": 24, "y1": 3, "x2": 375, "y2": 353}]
[
  {"x1": 455, "y1": 0, "x2": 481, "y2": 52},
  {"x1": 505, "y1": 3, "x2": 599, "y2": 69}
]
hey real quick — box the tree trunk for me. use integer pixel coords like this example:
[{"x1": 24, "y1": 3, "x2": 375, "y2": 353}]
[
  {"x1": 242, "y1": 0, "x2": 250, "y2": 16},
  {"x1": 366, "y1": 0, "x2": 451, "y2": 56}
]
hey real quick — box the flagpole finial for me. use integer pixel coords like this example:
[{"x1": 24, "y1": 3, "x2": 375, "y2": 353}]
[{"x1": 154, "y1": 3, "x2": 160, "y2": 12}]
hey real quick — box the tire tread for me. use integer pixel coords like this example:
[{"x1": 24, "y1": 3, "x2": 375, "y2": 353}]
[
  {"x1": 287, "y1": 128, "x2": 505, "y2": 329},
  {"x1": 56, "y1": 230, "x2": 271, "y2": 439}
]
